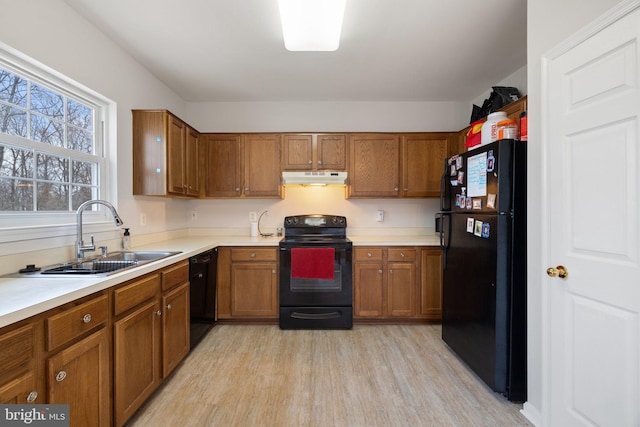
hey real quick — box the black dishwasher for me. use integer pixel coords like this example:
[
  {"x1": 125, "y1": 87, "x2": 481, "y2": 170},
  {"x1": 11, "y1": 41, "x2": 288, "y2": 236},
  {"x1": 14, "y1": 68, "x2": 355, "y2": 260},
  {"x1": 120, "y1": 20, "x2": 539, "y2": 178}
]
[{"x1": 189, "y1": 248, "x2": 217, "y2": 348}]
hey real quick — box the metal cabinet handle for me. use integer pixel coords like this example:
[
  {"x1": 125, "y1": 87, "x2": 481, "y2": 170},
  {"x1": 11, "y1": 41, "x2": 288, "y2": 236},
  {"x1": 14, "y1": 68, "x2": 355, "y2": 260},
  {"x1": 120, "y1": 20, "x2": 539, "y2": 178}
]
[
  {"x1": 367, "y1": 252, "x2": 372, "y2": 257},
  {"x1": 272, "y1": 270, "x2": 276, "y2": 274},
  {"x1": 400, "y1": 253, "x2": 405, "y2": 258},
  {"x1": 378, "y1": 269, "x2": 383, "y2": 274},
  {"x1": 390, "y1": 269, "x2": 394, "y2": 274},
  {"x1": 82, "y1": 313, "x2": 92, "y2": 323},
  {"x1": 394, "y1": 187, "x2": 399, "y2": 192},
  {"x1": 55, "y1": 371, "x2": 66, "y2": 382},
  {"x1": 318, "y1": 160, "x2": 322, "y2": 164},
  {"x1": 156, "y1": 310, "x2": 162, "y2": 316},
  {"x1": 250, "y1": 253, "x2": 256, "y2": 258},
  {"x1": 244, "y1": 187, "x2": 249, "y2": 191},
  {"x1": 26, "y1": 391, "x2": 38, "y2": 403},
  {"x1": 166, "y1": 304, "x2": 172, "y2": 310},
  {"x1": 308, "y1": 160, "x2": 312, "y2": 164},
  {"x1": 235, "y1": 187, "x2": 240, "y2": 192}
]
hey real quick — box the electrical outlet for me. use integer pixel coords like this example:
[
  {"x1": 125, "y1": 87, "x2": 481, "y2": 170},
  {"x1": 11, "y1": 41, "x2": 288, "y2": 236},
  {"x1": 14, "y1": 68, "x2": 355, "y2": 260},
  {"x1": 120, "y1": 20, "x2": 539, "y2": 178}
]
[
  {"x1": 140, "y1": 213, "x2": 147, "y2": 226},
  {"x1": 249, "y1": 211, "x2": 257, "y2": 222},
  {"x1": 376, "y1": 210, "x2": 384, "y2": 222},
  {"x1": 191, "y1": 210, "x2": 198, "y2": 221}
]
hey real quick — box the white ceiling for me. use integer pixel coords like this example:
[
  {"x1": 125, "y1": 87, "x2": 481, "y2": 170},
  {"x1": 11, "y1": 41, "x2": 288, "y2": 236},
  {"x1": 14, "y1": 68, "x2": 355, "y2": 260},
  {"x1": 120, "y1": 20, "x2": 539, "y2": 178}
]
[{"x1": 63, "y1": 0, "x2": 527, "y2": 103}]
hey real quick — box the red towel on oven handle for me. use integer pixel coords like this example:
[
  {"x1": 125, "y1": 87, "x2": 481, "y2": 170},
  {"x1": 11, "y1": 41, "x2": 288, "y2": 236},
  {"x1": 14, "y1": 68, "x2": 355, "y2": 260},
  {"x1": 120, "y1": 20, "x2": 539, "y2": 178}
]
[{"x1": 291, "y1": 248, "x2": 335, "y2": 280}]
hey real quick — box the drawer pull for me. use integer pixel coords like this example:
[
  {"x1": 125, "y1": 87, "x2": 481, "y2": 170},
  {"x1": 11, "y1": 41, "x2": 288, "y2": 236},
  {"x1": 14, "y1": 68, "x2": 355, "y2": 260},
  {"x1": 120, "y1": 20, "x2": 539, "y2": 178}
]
[
  {"x1": 166, "y1": 304, "x2": 172, "y2": 310},
  {"x1": 367, "y1": 253, "x2": 372, "y2": 257},
  {"x1": 400, "y1": 253, "x2": 405, "y2": 258},
  {"x1": 82, "y1": 313, "x2": 92, "y2": 323},
  {"x1": 55, "y1": 371, "x2": 66, "y2": 382},
  {"x1": 250, "y1": 253, "x2": 256, "y2": 258},
  {"x1": 26, "y1": 391, "x2": 38, "y2": 403},
  {"x1": 156, "y1": 310, "x2": 162, "y2": 316},
  {"x1": 378, "y1": 269, "x2": 383, "y2": 274}
]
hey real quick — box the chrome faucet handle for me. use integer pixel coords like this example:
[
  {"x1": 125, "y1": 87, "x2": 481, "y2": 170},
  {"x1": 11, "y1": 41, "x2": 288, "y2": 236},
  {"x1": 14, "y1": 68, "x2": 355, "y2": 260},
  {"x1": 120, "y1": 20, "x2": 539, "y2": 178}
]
[{"x1": 98, "y1": 246, "x2": 108, "y2": 257}]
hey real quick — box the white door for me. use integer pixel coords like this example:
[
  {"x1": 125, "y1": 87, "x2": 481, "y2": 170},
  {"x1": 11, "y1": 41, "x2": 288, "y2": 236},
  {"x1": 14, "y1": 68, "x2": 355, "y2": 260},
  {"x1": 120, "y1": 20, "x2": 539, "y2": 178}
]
[{"x1": 544, "y1": 3, "x2": 640, "y2": 426}]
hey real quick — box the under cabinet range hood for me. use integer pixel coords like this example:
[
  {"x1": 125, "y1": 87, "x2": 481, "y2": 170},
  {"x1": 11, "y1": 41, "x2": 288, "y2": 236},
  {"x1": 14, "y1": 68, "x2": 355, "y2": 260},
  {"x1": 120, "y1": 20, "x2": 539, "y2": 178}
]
[{"x1": 282, "y1": 171, "x2": 347, "y2": 186}]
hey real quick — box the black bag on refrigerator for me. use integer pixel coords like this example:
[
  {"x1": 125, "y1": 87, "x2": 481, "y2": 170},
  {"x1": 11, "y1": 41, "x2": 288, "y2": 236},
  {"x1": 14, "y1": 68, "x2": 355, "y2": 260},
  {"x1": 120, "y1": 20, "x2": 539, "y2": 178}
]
[{"x1": 470, "y1": 86, "x2": 521, "y2": 123}]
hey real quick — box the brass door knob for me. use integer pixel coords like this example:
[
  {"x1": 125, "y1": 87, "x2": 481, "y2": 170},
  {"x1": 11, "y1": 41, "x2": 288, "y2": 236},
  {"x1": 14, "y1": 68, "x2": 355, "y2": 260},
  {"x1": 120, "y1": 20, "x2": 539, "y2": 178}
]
[{"x1": 547, "y1": 265, "x2": 568, "y2": 279}]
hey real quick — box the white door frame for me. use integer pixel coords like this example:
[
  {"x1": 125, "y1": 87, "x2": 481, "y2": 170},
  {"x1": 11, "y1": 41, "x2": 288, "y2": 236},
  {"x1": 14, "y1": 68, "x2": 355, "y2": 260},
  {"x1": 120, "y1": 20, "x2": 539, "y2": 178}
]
[{"x1": 540, "y1": 0, "x2": 640, "y2": 425}]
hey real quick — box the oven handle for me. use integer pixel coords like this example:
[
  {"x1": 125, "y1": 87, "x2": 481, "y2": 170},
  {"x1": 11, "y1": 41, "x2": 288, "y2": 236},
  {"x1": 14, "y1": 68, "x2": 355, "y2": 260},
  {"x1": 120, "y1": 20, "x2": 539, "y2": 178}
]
[
  {"x1": 280, "y1": 246, "x2": 351, "y2": 252},
  {"x1": 290, "y1": 311, "x2": 342, "y2": 320}
]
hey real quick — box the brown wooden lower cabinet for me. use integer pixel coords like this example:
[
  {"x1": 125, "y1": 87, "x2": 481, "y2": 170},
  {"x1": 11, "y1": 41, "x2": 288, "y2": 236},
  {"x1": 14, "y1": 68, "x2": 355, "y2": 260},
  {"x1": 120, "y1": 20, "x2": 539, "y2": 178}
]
[
  {"x1": 113, "y1": 299, "x2": 162, "y2": 427},
  {"x1": 0, "y1": 323, "x2": 39, "y2": 405},
  {"x1": 354, "y1": 246, "x2": 442, "y2": 321},
  {"x1": 47, "y1": 328, "x2": 110, "y2": 427},
  {"x1": 162, "y1": 281, "x2": 190, "y2": 378},
  {"x1": 419, "y1": 247, "x2": 443, "y2": 320},
  {"x1": 217, "y1": 247, "x2": 279, "y2": 319},
  {"x1": 354, "y1": 247, "x2": 418, "y2": 319}
]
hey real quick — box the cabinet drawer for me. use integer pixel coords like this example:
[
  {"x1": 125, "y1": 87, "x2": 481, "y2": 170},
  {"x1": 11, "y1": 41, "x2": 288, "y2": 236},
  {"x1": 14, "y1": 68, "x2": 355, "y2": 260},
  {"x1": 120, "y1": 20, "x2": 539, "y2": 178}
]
[
  {"x1": 354, "y1": 248, "x2": 383, "y2": 261},
  {"x1": 231, "y1": 248, "x2": 277, "y2": 262},
  {"x1": 46, "y1": 294, "x2": 108, "y2": 351},
  {"x1": 162, "y1": 260, "x2": 189, "y2": 292},
  {"x1": 0, "y1": 325, "x2": 34, "y2": 377},
  {"x1": 113, "y1": 274, "x2": 160, "y2": 316},
  {"x1": 388, "y1": 248, "x2": 417, "y2": 262}
]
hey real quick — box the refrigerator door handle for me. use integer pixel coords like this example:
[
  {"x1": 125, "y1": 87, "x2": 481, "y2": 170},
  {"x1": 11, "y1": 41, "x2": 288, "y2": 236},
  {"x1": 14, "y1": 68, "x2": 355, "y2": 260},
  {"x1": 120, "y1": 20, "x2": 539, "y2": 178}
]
[
  {"x1": 440, "y1": 213, "x2": 450, "y2": 270},
  {"x1": 440, "y1": 157, "x2": 449, "y2": 212}
]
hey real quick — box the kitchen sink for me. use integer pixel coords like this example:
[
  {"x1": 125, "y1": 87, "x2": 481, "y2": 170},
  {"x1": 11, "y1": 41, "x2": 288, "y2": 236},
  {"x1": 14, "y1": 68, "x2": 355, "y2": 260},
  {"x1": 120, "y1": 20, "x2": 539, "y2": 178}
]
[{"x1": 33, "y1": 251, "x2": 182, "y2": 277}]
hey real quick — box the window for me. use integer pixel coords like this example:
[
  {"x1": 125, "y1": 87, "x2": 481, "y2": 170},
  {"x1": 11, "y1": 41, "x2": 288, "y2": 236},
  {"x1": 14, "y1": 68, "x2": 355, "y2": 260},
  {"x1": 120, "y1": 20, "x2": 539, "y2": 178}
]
[{"x1": 0, "y1": 58, "x2": 105, "y2": 214}]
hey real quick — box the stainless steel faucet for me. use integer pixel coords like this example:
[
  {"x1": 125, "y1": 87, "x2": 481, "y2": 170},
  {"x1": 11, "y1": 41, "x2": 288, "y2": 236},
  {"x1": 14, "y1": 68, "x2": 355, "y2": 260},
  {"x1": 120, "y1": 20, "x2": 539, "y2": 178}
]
[{"x1": 76, "y1": 200, "x2": 124, "y2": 260}]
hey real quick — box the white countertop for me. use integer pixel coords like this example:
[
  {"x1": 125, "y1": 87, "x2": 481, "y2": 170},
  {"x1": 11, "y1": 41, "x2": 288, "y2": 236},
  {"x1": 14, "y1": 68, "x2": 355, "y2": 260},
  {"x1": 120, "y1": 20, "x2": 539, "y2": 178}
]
[{"x1": 0, "y1": 234, "x2": 439, "y2": 328}]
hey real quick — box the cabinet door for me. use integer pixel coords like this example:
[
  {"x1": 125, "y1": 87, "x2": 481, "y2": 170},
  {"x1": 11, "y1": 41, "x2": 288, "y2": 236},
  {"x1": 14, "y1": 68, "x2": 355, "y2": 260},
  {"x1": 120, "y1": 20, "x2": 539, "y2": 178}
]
[
  {"x1": 0, "y1": 373, "x2": 38, "y2": 404},
  {"x1": 203, "y1": 134, "x2": 242, "y2": 197},
  {"x1": 402, "y1": 134, "x2": 450, "y2": 198},
  {"x1": 317, "y1": 134, "x2": 346, "y2": 170},
  {"x1": 348, "y1": 134, "x2": 400, "y2": 197},
  {"x1": 167, "y1": 114, "x2": 186, "y2": 195},
  {"x1": 243, "y1": 134, "x2": 282, "y2": 198},
  {"x1": 420, "y1": 248, "x2": 443, "y2": 320},
  {"x1": 47, "y1": 328, "x2": 110, "y2": 427},
  {"x1": 230, "y1": 262, "x2": 278, "y2": 317},
  {"x1": 282, "y1": 134, "x2": 313, "y2": 170},
  {"x1": 387, "y1": 262, "x2": 416, "y2": 317},
  {"x1": 353, "y1": 262, "x2": 384, "y2": 318},
  {"x1": 114, "y1": 300, "x2": 161, "y2": 427},
  {"x1": 132, "y1": 110, "x2": 166, "y2": 196},
  {"x1": 162, "y1": 282, "x2": 190, "y2": 378},
  {"x1": 185, "y1": 126, "x2": 200, "y2": 196}
]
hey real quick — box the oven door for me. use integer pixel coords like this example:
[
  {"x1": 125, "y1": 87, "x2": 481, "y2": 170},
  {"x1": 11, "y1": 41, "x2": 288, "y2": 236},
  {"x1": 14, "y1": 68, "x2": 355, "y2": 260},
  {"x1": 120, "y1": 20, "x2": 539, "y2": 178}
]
[{"x1": 279, "y1": 243, "x2": 352, "y2": 307}]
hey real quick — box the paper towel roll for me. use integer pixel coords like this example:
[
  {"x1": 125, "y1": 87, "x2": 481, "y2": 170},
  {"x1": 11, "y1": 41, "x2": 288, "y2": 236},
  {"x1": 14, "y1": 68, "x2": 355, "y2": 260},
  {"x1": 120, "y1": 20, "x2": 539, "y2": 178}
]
[{"x1": 250, "y1": 222, "x2": 258, "y2": 237}]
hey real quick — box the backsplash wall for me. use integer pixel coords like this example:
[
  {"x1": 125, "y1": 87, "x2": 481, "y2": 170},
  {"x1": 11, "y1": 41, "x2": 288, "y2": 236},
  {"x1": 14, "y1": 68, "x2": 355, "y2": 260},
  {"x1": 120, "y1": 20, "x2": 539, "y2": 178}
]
[{"x1": 186, "y1": 186, "x2": 440, "y2": 235}]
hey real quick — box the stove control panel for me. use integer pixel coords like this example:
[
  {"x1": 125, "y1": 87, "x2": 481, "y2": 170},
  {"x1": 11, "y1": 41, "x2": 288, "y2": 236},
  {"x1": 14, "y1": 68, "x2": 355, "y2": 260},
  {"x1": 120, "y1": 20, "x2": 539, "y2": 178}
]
[{"x1": 284, "y1": 214, "x2": 347, "y2": 228}]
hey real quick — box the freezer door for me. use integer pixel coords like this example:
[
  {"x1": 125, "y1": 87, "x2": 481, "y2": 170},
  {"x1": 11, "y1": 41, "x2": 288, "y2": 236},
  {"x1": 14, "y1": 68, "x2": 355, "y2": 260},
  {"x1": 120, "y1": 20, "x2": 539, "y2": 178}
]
[{"x1": 442, "y1": 212, "x2": 511, "y2": 394}]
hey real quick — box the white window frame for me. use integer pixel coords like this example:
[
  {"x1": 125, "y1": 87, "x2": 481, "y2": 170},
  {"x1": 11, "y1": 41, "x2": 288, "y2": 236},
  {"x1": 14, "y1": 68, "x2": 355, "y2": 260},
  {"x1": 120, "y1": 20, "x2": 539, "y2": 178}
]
[{"x1": 0, "y1": 43, "x2": 117, "y2": 246}]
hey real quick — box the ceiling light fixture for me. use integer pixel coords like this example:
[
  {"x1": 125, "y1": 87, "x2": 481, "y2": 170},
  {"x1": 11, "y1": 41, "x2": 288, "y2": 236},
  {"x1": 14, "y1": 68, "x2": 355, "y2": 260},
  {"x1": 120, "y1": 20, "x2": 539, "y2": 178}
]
[{"x1": 277, "y1": 0, "x2": 346, "y2": 51}]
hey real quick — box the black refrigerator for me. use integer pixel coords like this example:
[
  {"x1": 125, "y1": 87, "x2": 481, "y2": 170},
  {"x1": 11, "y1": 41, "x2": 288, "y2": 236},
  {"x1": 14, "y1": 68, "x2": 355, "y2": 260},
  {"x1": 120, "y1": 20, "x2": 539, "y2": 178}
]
[{"x1": 438, "y1": 139, "x2": 527, "y2": 402}]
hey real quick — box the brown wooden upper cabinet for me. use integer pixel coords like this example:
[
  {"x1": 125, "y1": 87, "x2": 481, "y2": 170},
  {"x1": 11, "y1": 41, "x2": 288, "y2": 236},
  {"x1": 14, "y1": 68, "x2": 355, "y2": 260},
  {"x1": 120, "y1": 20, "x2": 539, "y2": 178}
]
[
  {"x1": 202, "y1": 133, "x2": 282, "y2": 198},
  {"x1": 347, "y1": 132, "x2": 452, "y2": 198},
  {"x1": 401, "y1": 133, "x2": 451, "y2": 198},
  {"x1": 282, "y1": 133, "x2": 346, "y2": 171},
  {"x1": 132, "y1": 110, "x2": 199, "y2": 197},
  {"x1": 347, "y1": 133, "x2": 401, "y2": 198}
]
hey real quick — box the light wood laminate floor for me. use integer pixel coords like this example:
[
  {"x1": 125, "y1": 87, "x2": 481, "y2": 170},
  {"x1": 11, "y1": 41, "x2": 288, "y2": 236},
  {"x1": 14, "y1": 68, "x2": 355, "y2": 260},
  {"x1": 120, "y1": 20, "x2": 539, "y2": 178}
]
[{"x1": 128, "y1": 324, "x2": 531, "y2": 427}]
